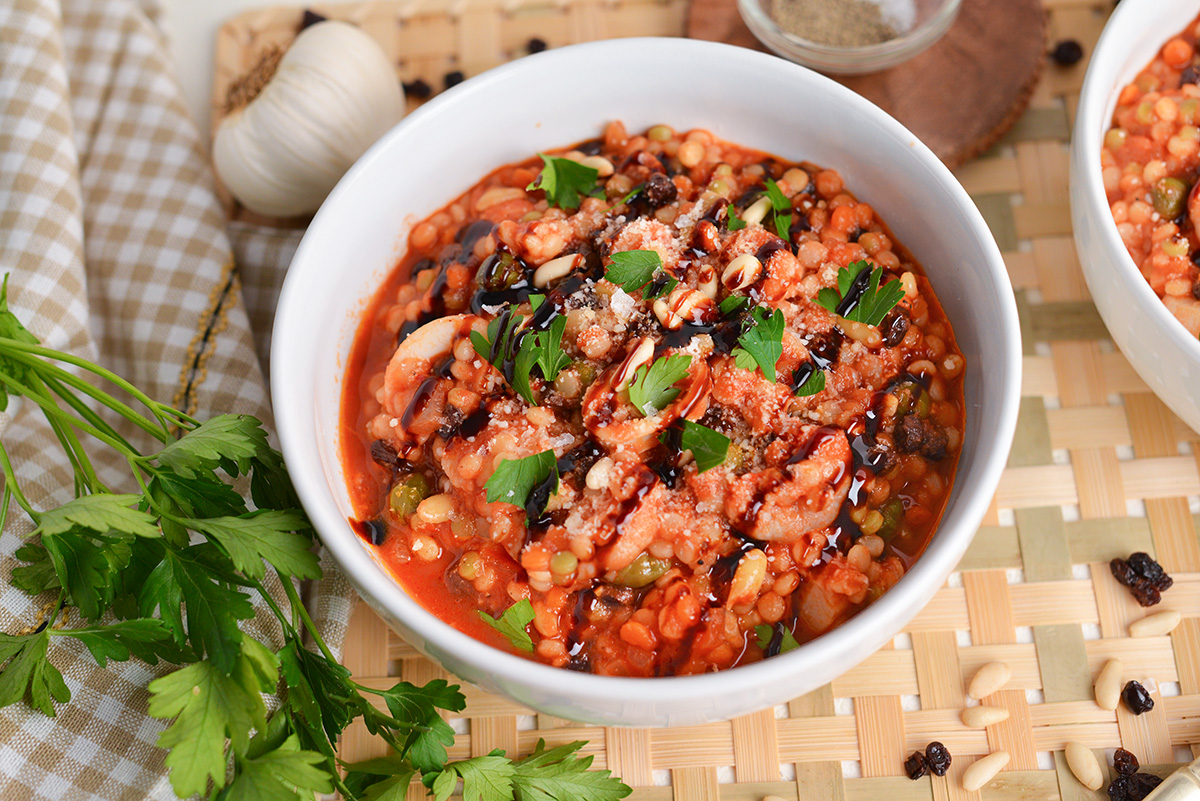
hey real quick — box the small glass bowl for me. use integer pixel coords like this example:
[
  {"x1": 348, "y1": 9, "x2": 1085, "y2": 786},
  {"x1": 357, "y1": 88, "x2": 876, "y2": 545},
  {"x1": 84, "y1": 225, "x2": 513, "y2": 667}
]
[{"x1": 738, "y1": 0, "x2": 963, "y2": 75}]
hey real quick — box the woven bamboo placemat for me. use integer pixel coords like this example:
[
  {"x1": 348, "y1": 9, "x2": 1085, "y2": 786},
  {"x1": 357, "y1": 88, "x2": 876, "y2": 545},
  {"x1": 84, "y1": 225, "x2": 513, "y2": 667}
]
[{"x1": 215, "y1": 0, "x2": 1200, "y2": 796}]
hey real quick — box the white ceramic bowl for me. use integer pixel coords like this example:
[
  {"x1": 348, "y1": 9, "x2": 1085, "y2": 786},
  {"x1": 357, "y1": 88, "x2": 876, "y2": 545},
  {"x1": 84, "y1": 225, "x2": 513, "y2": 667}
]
[
  {"x1": 1071, "y1": 0, "x2": 1200, "y2": 434},
  {"x1": 273, "y1": 37, "x2": 1021, "y2": 727}
]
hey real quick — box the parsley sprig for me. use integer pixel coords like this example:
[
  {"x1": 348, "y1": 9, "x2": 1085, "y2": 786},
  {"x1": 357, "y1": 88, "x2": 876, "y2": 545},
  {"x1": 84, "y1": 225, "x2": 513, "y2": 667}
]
[
  {"x1": 485, "y1": 449, "x2": 558, "y2": 520},
  {"x1": 527, "y1": 155, "x2": 602, "y2": 210},
  {"x1": 604, "y1": 250, "x2": 675, "y2": 297},
  {"x1": 815, "y1": 260, "x2": 905, "y2": 327},
  {"x1": 478, "y1": 599, "x2": 536, "y2": 653},
  {"x1": 676, "y1": 421, "x2": 730, "y2": 473},
  {"x1": 0, "y1": 276, "x2": 628, "y2": 801},
  {"x1": 628, "y1": 354, "x2": 691, "y2": 417},
  {"x1": 764, "y1": 179, "x2": 792, "y2": 240},
  {"x1": 472, "y1": 307, "x2": 571, "y2": 406},
  {"x1": 754, "y1": 623, "x2": 800, "y2": 656},
  {"x1": 731, "y1": 306, "x2": 786, "y2": 381}
]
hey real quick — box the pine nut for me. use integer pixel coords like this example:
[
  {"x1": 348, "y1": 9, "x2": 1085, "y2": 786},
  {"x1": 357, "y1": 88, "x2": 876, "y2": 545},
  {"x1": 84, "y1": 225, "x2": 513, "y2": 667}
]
[
  {"x1": 726, "y1": 549, "x2": 767, "y2": 608},
  {"x1": 967, "y1": 661, "x2": 1012, "y2": 700},
  {"x1": 1129, "y1": 609, "x2": 1182, "y2": 638},
  {"x1": 1064, "y1": 742, "x2": 1104, "y2": 791},
  {"x1": 962, "y1": 751, "x2": 1010, "y2": 792},
  {"x1": 722, "y1": 253, "x2": 763, "y2": 291},
  {"x1": 961, "y1": 706, "x2": 1010, "y2": 728},
  {"x1": 578, "y1": 155, "x2": 615, "y2": 177},
  {"x1": 1094, "y1": 658, "x2": 1123, "y2": 711},
  {"x1": 475, "y1": 186, "x2": 526, "y2": 211},
  {"x1": 653, "y1": 298, "x2": 681, "y2": 330},
  {"x1": 697, "y1": 265, "x2": 718, "y2": 299},
  {"x1": 533, "y1": 253, "x2": 580, "y2": 287},
  {"x1": 585, "y1": 456, "x2": 615, "y2": 490},
  {"x1": 741, "y1": 196, "x2": 774, "y2": 226},
  {"x1": 614, "y1": 337, "x2": 656, "y2": 390}
]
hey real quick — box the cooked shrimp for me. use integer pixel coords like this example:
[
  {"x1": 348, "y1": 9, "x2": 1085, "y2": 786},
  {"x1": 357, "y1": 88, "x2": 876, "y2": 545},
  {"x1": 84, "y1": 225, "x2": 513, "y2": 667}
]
[{"x1": 724, "y1": 428, "x2": 852, "y2": 541}]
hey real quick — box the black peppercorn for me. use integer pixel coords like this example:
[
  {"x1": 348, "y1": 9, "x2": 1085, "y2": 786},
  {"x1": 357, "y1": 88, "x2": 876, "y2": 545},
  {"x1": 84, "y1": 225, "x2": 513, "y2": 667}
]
[
  {"x1": 299, "y1": 9, "x2": 328, "y2": 30},
  {"x1": 1050, "y1": 39, "x2": 1085, "y2": 66},
  {"x1": 1112, "y1": 748, "x2": 1139, "y2": 776},
  {"x1": 403, "y1": 79, "x2": 432, "y2": 100},
  {"x1": 1121, "y1": 680, "x2": 1154, "y2": 714},
  {"x1": 924, "y1": 742, "x2": 952, "y2": 776},
  {"x1": 527, "y1": 37, "x2": 548, "y2": 53},
  {"x1": 904, "y1": 750, "x2": 928, "y2": 780},
  {"x1": 444, "y1": 70, "x2": 465, "y2": 89}
]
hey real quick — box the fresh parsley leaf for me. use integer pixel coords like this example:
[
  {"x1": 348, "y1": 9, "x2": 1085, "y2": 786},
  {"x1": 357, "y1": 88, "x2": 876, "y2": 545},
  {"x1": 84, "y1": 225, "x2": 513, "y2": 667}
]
[
  {"x1": 732, "y1": 349, "x2": 758, "y2": 371},
  {"x1": 754, "y1": 623, "x2": 800, "y2": 654},
  {"x1": 726, "y1": 206, "x2": 747, "y2": 231},
  {"x1": 33, "y1": 493, "x2": 159, "y2": 539},
  {"x1": 477, "y1": 598, "x2": 535, "y2": 654},
  {"x1": 53, "y1": 618, "x2": 177, "y2": 668},
  {"x1": 627, "y1": 353, "x2": 690, "y2": 416},
  {"x1": 41, "y1": 528, "x2": 133, "y2": 621},
  {"x1": 519, "y1": 315, "x2": 571, "y2": 389},
  {"x1": 343, "y1": 756, "x2": 417, "y2": 801},
  {"x1": 813, "y1": 261, "x2": 904, "y2": 327},
  {"x1": 734, "y1": 306, "x2": 786, "y2": 381},
  {"x1": 604, "y1": 250, "x2": 662, "y2": 295},
  {"x1": 278, "y1": 639, "x2": 356, "y2": 754},
  {"x1": 147, "y1": 653, "x2": 268, "y2": 797},
  {"x1": 764, "y1": 178, "x2": 792, "y2": 240},
  {"x1": 187, "y1": 510, "x2": 320, "y2": 581},
  {"x1": 485, "y1": 450, "x2": 558, "y2": 515},
  {"x1": 223, "y1": 734, "x2": 333, "y2": 801},
  {"x1": 526, "y1": 155, "x2": 600, "y2": 211},
  {"x1": 152, "y1": 414, "x2": 271, "y2": 479},
  {"x1": 643, "y1": 274, "x2": 678, "y2": 300},
  {"x1": 151, "y1": 471, "x2": 247, "y2": 521},
  {"x1": 0, "y1": 274, "x2": 41, "y2": 412},
  {"x1": 0, "y1": 631, "x2": 70, "y2": 717},
  {"x1": 471, "y1": 311, "x2": 533, "y2": 404},
  {"x1": 529, "y1": 294, "x2": 546, "y2": 312},
  {"x1": 719, "y1": 295, "x2": 749, "y2": 316},
  {"x1": 511, "y1": 739, "x2": 633, "y2": 801},
  {"x1": 10, "y1": 543, "x2": 59, "y2": 597},
  {"x1": 793, "y1": 366, "x2": 826, "y2": 397},
  {"x1": 383, "y1": 679, "x2": 466, "y2": 774},
  {"x1": 675, "y1": 421, "x2": 730, "y2": 473},
  {"x1": 431, "y1": 751, "x2": 516, "y2": 801}
]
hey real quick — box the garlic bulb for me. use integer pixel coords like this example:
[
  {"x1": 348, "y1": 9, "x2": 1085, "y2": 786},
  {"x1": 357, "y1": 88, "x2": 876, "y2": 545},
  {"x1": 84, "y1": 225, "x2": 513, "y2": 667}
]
[{"x1": 213, "y1": 21, "x2": 405, "y2": 217}]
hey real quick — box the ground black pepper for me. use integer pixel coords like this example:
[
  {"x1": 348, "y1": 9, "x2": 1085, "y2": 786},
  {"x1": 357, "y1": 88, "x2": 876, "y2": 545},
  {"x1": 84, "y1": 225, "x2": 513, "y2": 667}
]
[{"x1": 769, "y1": 0, "x2": 907, "y2": 47}]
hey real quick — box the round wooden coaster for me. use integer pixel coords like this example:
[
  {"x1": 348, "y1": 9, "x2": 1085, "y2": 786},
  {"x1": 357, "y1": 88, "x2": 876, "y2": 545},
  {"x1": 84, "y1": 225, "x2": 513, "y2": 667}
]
[{"x1": 686, "y1": 0, "x2": 1047, "y2": 167}]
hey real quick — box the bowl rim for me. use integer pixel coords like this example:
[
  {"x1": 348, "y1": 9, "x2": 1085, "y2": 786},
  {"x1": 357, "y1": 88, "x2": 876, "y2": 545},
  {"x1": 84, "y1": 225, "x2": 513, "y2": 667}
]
[
  {"x1": 272, "y1": 36, "x2": 1020, "y2": 713},
  {"x1": 1073, "y1": 0, "x2": 1200, "y2": 362}
]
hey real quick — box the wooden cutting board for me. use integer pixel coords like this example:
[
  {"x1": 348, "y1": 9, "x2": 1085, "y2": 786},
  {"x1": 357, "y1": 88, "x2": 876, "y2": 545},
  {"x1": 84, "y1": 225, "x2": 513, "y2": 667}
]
[{"x1": 687, "y1": 0, "x2": 1048, "y2": 167}]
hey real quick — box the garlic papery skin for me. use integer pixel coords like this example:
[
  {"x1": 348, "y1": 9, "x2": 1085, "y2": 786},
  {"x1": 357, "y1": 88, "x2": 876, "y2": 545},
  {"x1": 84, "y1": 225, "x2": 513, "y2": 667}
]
[{"x1": 213, "y1": 21, "x2": 405, "y2": 217}]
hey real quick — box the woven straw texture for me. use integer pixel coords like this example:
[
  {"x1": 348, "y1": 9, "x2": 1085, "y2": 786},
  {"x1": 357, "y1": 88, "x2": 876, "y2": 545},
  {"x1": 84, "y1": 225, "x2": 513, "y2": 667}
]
[{"x1": 215, "y1": 1, "x2": 1200, "y2": 798}]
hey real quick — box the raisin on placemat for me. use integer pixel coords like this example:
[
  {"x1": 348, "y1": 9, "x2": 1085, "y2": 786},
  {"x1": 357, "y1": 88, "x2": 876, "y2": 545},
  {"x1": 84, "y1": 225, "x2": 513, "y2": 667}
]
[
  {"x1": 1110, "y1": 552, "x2": 1173, "y2": 606},
  {"x1": 1113, "y1": 747, "x2": 1139, "y2": 776},
  {"x1": 1128, "y1": 772, "x2": 1164, "y2": 800},
  {"x1": 1122, "y1": 680, "x2": 1154, "y2": 714},
  {"x1": 904, "y1": 751, "x2": 928, "y2": 780},
  {"x1": 925, "y1": 742, "x2": 952, "y2": 777}
]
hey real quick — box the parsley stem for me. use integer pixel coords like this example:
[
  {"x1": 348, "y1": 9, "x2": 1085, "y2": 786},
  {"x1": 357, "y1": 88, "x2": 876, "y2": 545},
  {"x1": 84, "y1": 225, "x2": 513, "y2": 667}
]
[
  {"x1": 4, "y1": 349, "x2": 172, "y2": 443},
  {"x1": 0, "y1": 438, "x2": 38, "y2": 521},
  {"x1": 0, "y1": 367, "x2": 140, "y2": 462},
  {"x1": 0, "y1": 337, "x2": 182, "y2": 438},
  {"x1": 279, "y1": 577, "x2": 336, "y2": 664},
  {"x1": 249, "y1": 578, "x2": 299, "y2": 641}
]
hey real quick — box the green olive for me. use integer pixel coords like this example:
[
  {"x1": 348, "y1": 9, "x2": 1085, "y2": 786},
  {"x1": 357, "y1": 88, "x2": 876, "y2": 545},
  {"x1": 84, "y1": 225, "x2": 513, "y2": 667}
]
[
  {"x1": 893, "y1": 382, "x2": 932, "y2": 419},
  {"x1": 389, "y1": 473, "x2": 431, "y2": 518},
  {"x1": 1152, "y1": 177, "x2": 1190, "y2": 220},
  {"x1": 476, "y1": 251, "x2": 525, "y2": 292},
  {"x1": 613, "y1": 553, "x2": 671, "y2": 588},
  {"x1": 876, "y1": 498, "x2": 905, "y2": 541}
]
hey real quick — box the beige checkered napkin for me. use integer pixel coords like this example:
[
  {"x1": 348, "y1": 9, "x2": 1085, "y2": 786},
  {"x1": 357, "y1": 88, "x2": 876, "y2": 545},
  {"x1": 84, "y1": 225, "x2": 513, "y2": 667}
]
[{"x1": 0, "y1": 1, "x2": 353, "y2": 799}]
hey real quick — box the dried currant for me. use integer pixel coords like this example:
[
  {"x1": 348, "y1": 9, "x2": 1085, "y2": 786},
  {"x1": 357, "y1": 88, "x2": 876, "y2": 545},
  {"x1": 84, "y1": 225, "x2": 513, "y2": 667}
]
[
  {"x1": 1121, "y1": 680, "x2": 1154, "y2": 714},
  {"x1": 1110, "y1": 552, "x2": 1173, "y2": 607},
  {"x1": 644, "y1": 173, "x2": 678, "y2": 208},
  {"x1": 925, "y1": 742, "x2": 952, "y2": 777},
  {"x1": 1127, "y1": 772, "x2": 1164, "y2": 800},
  {"x1": 904, "y1": 751, "x2": 928, "y2": 780},
  {"x1": 1182, "y1": 64, "x2": 1200, "y2": 86},
  {"x1": 1112, "y1": 748, "x2": 1139, "y2": 777},
  {"x1": 1108, "y1": 775, "x2": 1131, "y2": 801}
]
